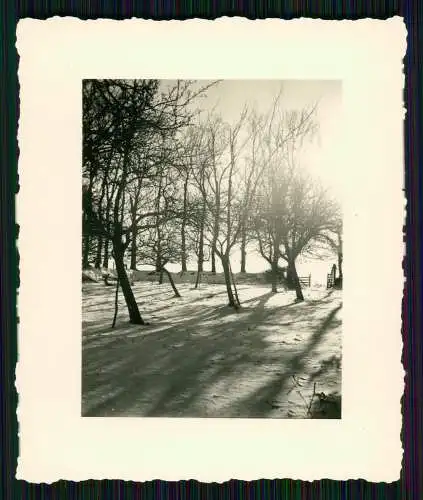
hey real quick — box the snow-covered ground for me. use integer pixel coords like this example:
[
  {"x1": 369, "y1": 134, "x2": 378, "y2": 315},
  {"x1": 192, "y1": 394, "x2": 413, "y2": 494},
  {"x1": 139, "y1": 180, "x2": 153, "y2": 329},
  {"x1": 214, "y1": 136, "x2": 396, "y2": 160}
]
[{"x1": 82, "y1": 282, "x2": 342, "y2": 418}]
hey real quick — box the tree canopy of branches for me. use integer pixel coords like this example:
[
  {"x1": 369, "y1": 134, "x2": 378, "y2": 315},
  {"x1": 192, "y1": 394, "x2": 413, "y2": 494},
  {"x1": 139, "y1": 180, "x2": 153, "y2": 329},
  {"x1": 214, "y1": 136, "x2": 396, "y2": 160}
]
[
  {"x1": 252, "y1": 100, "x2": 340, "y2": 299},
  {"x1": 255, "y1": 166, "x2": 341, "y2": 299},
  {"x1": 82, "y1": 79, "x2": 215, "y2": 323}
]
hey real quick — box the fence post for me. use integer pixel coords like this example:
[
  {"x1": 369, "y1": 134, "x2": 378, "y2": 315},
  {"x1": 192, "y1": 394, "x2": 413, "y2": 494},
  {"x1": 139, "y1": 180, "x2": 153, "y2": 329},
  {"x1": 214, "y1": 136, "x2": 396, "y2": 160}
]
[{"x1": 308, "y1": 274, "x2": 311, "y2": 287}]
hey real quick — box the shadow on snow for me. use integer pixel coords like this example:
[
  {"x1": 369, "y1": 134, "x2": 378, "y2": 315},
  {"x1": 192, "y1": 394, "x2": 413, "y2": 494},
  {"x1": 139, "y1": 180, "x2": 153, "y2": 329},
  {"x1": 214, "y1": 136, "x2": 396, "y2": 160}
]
[{"x1": 82, "y1": 286, "x2": 342, "y2": 418}]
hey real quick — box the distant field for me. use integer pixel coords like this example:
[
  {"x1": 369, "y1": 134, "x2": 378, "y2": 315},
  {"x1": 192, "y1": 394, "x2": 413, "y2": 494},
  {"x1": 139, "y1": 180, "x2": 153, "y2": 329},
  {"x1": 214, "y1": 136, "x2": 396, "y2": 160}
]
[{"x1": 82, "y1": 267, "x2": 328, "y2": 287}]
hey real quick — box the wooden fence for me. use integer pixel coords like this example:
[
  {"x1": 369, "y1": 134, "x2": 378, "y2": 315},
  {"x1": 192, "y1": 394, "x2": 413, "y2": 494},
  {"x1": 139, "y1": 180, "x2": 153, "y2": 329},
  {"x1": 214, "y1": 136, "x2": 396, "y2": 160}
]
[{"x1": 298, "y1": 274, "x2": 311, "y2": 287}]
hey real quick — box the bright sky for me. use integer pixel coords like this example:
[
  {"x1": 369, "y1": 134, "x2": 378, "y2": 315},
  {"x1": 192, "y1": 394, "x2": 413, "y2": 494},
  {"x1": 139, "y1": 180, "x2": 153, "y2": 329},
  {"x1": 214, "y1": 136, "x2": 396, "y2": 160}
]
[
  {"x1": 140, "y1": 80, "x2": 343, "y2": 282},
  {"x1": 193, "y1": 79, "x2": 343, "y2": 198}
]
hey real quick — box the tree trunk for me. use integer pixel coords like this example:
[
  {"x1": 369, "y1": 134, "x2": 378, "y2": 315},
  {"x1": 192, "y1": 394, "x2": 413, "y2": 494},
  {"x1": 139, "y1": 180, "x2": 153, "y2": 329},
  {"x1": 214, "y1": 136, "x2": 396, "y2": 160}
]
[
  {"x1": 155, "y1": 251, "x2": 163, "y2": 284},
  {"x1": 270, "y1": 235, "x2": 282, "y2": 293},
  {"x1": 181, "y1": 232, "x2": 187, "y2": 272},
  {"x1": 158, "y1": 270, "x2": 164, "y2": 285},
  {"x1": 195, "y1": 220, "x2": 204, "y2": 289},
  {"x1": 332, "y1": 264, "x2": 337, "y2": 280},
  {"x1": 181, "y1": 173, "x2": 189, "y2": 272},
  {"x1": 130, "y1": 222, "x2": 137, "y2": 270},
  {"x1": 102, "y1": 238, "x2": 109, "y2": 269},
  {"x1": 286, "y1": 266, "x2": 295, "y2": 289},
  {"x1": 112, "y1": 238, "x2": 144, "y2": 324},
  {"x1": 155, "y1": 176, "x2": 163, "y2": 281},
  {"x1": 82, "y1": 232, "x2": 90, "y2": 269},
  {"x1": 111, "y1": 278, "x2": 119, "y2": 328},
  {"x1": 130, "y1": 193, "x2": 138, "y2": 270},
  {"x1": 338, "y1": 252, "x2": 343, "y2": 280},
  {"x1": 194, "y1": 270, "x2": 202, "y2": 289},
  {"x1": 155, "y1": 235, "x2": 162, "y2": 270},
  {"x1": 221, "y1": 256, "x2": 237, "y2": 308},
  {"x1": 211, "y1": 205, "x2": 219, "y2": 274},
  {"x1": 336, "y1": 232, "x2": 343, "y2": 286},
  {"x1": 94, "y1": 236, "x2": 103, "y2": 268},
  {"x1": 240, "y1": 223, "x2": 247, "y2": 273},
  {"x1": 289, "y1": 259, "x2": 304, "y2": 301},
  {"x1": 229, "y1": 262, "x2": 241, "y2": 307},
  {"x1": 82, "y1": 173, "x2": 95, "y2": 269},
  {"x1": 271, "y1": 253, "x2": 279, "y2": 294},
  {"x1": 211, "y1": 249, "x2": 216, "y2": 274},
  {"x1": 163, "y1": 267, "x2": 181, "y2": 298}
]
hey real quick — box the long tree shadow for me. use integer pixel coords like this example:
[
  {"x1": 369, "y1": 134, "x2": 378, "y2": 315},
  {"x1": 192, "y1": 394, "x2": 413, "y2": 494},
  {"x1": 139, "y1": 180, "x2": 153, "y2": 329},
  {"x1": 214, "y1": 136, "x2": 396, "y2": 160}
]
[
  {"x1": 184, "y1": 285, "x2": 252, "y2": 305},
  {"x1": 82, "y1": 299, "x2": 248, "y2": 370},
  {"x1": 82, "y1": 291, "x2": 342, "y2": 418},
  {"x1": 224, "y1": 303, "x2": 343, "y2": 417},
  {"x1": 241, "y1": 291, "x2": 276, "y2": 308},
  {"x1": 82, "y1": 288, "x2": 279, "y2": 352}
]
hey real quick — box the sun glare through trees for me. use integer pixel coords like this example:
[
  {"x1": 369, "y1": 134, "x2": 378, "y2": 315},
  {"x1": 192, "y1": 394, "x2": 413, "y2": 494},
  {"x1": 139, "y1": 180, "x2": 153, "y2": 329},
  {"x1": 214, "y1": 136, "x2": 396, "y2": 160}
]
[{"x1": 82, "y1": 79, "x2": 343, "y2": 419}]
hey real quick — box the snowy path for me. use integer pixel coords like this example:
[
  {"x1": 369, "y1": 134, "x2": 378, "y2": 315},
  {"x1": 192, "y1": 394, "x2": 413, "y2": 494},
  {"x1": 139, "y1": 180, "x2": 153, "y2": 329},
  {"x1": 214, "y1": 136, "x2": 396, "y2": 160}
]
[{"x1": 82, "y1": 283, "x2": 342, "y2": 418}]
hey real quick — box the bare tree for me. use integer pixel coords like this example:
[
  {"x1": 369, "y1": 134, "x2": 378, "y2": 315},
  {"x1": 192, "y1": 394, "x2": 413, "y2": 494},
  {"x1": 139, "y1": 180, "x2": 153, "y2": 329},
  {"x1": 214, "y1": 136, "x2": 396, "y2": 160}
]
[
  {"x1": 82, "y1": 79, "x2": 215, "y2": 323},
  {"x1": 253, "y1": 97, "x2": 320, "y2": 296},
  {"x1": 196, "y1": 109, "x2": 266, "y2": 308},
  {"x1": 176, "y1": 126, "x2": 207, "y2": 276},
  {"x1": 180, "y1": 167, "x2": 190, "y2": 272},
  {"x1": 190, "y1": 162, "x2": 209, "y2": 289},
  {"x1": 256, "y1": 165, "x2": 340, "y2": 300},
  {"x1": 137, "y1": 221, "x2": 183, "y2": 298}
]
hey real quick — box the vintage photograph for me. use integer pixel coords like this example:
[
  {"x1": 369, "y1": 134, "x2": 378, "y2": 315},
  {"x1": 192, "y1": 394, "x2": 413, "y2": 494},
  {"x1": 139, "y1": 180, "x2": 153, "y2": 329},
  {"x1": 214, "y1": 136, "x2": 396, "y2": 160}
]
[{"x1": 81, "y1": 79, "x2": 343, "y2": 418}]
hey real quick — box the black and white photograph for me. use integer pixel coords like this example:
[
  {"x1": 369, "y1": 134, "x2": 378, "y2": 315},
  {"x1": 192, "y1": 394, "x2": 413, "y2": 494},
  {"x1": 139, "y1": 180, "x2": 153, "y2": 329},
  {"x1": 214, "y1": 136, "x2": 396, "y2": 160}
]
[
  {"x1": 16, "y1": 17, "x2": 405, "y2": 482},
  {"x1": 81, "y1": 79, "x2": 343, "y2": 418}
]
